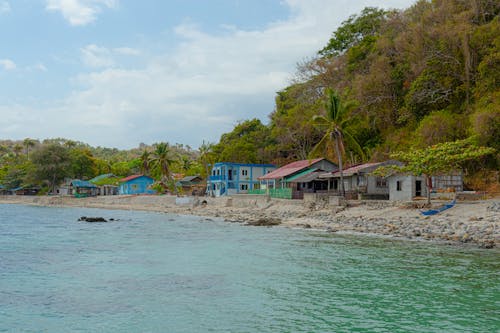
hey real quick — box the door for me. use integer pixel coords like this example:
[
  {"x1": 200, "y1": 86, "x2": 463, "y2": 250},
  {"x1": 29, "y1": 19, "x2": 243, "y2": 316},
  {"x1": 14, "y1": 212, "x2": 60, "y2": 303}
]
[{"x1": 415, "y1": 180, "x2": 422, "y2": 197}]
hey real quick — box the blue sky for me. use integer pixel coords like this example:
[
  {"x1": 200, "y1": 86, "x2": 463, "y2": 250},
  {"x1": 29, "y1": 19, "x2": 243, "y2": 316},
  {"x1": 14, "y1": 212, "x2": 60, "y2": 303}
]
[{"x1": 0, "y1": 0, "x2": 415, "y2": 149}]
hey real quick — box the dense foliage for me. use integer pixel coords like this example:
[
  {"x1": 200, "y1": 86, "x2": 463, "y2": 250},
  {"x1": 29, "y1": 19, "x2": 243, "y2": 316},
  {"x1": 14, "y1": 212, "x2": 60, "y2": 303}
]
[{"x1": 210, "y1": 0, "x2": 500, "y2": 190}]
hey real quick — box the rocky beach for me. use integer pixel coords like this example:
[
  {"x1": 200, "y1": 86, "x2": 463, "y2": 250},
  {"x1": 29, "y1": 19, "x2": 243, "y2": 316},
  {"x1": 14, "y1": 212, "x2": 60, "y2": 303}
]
[{"x1": 1, "y1": 195, "x2": 498, "y2": 248}]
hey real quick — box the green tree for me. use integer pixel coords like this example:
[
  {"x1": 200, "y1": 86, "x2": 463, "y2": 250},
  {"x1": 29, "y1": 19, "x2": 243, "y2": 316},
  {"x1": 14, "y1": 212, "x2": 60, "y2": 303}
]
[
  {"x1": 319, "y1": 7, "x2": 389, "y2": 56},
  {"x1": 30, "y1": 143, "x2": 71, "y2": 193},
  {"x1": 377, "y1": 137, "x2": 495, "y2": 204},
  {"x1": 23, "y1": 138, "x2": 37, "y2": 159},
  {"x1": 150, "y1": 142, "x2": 177, "y2": 193},
  {"x1": 139, "y1": 149, "x2": 152, "y2": 175},
  {"x1": 213, "y1": 119, "x2": 273, "y2": 163},
  {"x1": 69, "y1": 148, "x2": 98, "y2": 179},
  {"x1": 310, "y1": 89, "x2": 364, "y2": 196},
  {"x1": 198, "y1": 140, "x2": 214, "y2": 196}
]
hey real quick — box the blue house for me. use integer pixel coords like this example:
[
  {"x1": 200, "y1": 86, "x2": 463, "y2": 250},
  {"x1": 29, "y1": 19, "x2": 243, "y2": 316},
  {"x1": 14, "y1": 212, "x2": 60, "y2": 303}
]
[
  {"x1": 119, "y1": 175, "x2": 156, "y2": 195},
  {"x1": 207, "y1": 162, "x2": 276, "y2": 197}
]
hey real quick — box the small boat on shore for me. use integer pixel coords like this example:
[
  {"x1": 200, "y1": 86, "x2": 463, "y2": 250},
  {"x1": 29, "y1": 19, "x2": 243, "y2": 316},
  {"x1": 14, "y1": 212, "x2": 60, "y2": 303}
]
[{"x1": 420, "y1": 199, "x2": 456, "y2": 216}]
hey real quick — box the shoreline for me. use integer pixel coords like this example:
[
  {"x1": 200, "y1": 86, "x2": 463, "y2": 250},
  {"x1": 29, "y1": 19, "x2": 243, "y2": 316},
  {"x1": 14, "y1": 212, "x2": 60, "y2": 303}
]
[{"x1": 1, "y1": 194, "x2": 499, "y2": 249}]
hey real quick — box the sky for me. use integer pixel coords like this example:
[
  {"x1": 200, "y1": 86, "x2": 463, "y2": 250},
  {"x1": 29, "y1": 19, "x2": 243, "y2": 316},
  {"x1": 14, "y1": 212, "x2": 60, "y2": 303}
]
[{"x1": 0, "y1": 0, "x2": 415, "y2": 149}]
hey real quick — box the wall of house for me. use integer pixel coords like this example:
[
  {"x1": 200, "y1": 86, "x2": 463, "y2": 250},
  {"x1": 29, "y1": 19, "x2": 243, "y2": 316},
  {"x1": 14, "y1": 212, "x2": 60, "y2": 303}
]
[
  {"x1": 366, "y1": 176, "x2": 389, "y2": 195},
  {"x1": 314, "y1": 160, "x2": 337, "y2": 172},
  {"x1": 119, "y1": 177, "x2": 155, "y2": 195},
  {"x1": 209, "y1": 164, "x2": 276, "y2": 196},
  {"x1": 389, "y1": 175, "x2": 427, "y2": 201}
]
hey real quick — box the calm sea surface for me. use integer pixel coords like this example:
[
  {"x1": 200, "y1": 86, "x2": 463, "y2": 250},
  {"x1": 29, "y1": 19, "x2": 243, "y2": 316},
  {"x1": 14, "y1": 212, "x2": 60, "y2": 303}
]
[{"x1": 0, "y1": 204, "x2": 498, "y2": 332}]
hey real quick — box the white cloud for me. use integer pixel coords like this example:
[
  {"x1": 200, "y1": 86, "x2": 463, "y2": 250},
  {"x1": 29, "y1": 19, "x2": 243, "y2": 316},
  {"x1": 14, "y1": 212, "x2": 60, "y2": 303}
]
[
  {"x1": 0, "y1": 58, "x2": 16, "y2": 70},
  {"x1": 113, "y1": 47, "x2": 141, "y2": 56},
  {"x1": 0, "y1": 1, "x2": 10, "y2": 14},
  {"x1": 45, "y1": 0, "x2": 118, "y2": 26},
  {"x1": 3, "y1": 0, "x2": 415, "y2": 148},
  {"x1": 80, "y1": 44, "x2": 141, "y2": 68},
  {"x1": 81, "y1": 44, "x2": 114, "y2": 68}
]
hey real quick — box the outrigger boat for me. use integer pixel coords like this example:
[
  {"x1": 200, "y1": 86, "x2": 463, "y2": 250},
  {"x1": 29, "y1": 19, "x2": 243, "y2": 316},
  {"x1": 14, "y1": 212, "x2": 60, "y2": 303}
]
[{"x1": 420, "y1": 199, "x2": 456, "y2": 216}]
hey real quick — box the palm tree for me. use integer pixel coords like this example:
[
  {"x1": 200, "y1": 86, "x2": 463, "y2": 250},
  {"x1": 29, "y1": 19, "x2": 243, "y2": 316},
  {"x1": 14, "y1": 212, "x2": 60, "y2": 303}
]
[
  {"x1": 139, "y1": 149, "x2": 151, "y2": 175},
  {"x1": 310, "y1": 89, "x2": 364, "y2": 197},
  {"x1": 199, "y1": 140, "x2": 214, "y2": 196},
  {"x1": 23, "y1": 138, "x2": 36, "y2": 159},
  {"x1": 150, "y1": 142, "x2": 177, "y2": 194},
  {"x1": 13, "y1": 144, "x2": 23, "y2": 158}
]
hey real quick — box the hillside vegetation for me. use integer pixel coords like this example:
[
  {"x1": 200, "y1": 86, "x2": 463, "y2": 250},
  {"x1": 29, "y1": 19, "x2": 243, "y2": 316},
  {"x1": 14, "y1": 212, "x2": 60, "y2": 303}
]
[{"x1": 211, "y1": 0, "x2": 499, "y2": 190}]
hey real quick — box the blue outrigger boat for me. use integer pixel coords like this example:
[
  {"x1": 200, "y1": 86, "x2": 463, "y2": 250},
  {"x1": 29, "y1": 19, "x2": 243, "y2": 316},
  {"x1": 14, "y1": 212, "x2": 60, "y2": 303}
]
[{"x1": 420, "y1": 199, "x2": 456, "y2": 216}]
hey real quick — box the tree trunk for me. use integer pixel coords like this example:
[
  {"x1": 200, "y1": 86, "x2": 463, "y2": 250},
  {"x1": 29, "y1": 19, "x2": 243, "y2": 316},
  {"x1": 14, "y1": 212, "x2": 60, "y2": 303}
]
[
  {"x1": 426, "y1": 174, "x2": 432, "y2": 205},
  {"x1": 204, "y1": 163, "x2": 213, "y2": 197},
  {"x1": 335, "y1": 137, "x2": 345, "y2": 197}
]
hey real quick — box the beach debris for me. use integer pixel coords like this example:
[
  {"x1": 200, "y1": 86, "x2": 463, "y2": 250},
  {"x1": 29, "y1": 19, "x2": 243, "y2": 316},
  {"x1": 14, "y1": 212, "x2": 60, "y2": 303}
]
[
  {"x1": 245, "y1": 217, "x2": 281, "y2": 226},
  {"x1": 78, "y1": 216, "x2": 108, "y2": 222}
]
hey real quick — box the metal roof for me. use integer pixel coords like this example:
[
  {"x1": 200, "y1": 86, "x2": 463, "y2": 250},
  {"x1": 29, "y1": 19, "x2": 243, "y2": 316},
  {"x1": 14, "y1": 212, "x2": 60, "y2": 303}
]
[
  {"x1": 319, "y1": 161, "x2": 403, "y2": 178},
  {"x1": 285, "y1": 168, "x2": 317, "y2": 182},
  {"x1": 259, "y1": 158, "x2": 325, "y2": 180},
  {"x1": 89, "y1": 173, "x2": 116, "y2": 183},
  {"x1": 71, "y1": 179, "x2": 97, "y2": 188},
  {"x1": 180, "y1": 175, "x2": 202, "y2": 183},
  {"x1": 287, "y1": 170, "x2": 323, "y2": 183},
  {"x1": 120, "y1": 174, "x2": 154, "y2": 183}
]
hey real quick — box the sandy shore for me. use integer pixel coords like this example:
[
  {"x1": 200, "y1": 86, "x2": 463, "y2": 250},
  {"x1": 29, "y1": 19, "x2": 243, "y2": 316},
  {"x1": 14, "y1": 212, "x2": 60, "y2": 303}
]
[{"x1": 1, "y1": 194, "x2": 499, "y2": 248}]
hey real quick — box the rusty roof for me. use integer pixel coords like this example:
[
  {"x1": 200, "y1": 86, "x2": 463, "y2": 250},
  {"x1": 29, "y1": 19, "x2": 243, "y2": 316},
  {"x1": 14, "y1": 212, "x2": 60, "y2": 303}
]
[
  {"x1": 259, "y1": 158, "x2": 325, "y2": 180},
  {"x1": 319, "y1": 161, "x2": 402, "y2": 178},
  {"x1": 120, "y1": 174, "x2": 153, "y2": 182}
]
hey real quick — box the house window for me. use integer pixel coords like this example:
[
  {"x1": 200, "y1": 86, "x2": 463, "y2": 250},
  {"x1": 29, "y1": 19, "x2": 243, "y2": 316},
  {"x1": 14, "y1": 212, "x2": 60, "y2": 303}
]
[
  {"x1": 240, "y1": 184, "x2": 248, "y2": 190},
  {"x1": 396, "y1": 181, "x2": 402, "y2": 191},
  {"x1": 376, "y1": 177, "x2": 387, "y2": 188},
  {"x1": 241, "y1": 169, "x2": 248, "y2": 176}
]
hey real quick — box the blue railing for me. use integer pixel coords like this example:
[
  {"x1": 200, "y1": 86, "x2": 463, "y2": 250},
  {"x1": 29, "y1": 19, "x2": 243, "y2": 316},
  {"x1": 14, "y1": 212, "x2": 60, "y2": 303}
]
[{"x1": 209, "y1": 175, "x2": 227, "y2": 181}]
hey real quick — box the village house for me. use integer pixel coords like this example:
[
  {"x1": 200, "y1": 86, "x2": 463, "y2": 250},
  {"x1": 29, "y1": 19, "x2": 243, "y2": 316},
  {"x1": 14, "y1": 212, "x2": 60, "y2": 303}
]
[
  {"x1": 176, "y1": 175, "x2": 205, "y2": 195},
  {"x1": 68, "y1": 180, "x2": 99, "y2": 198},
  {"x1": 388, "y1": 172, "x2": 463, "y2": 201},
  {"x1": 207, "y1": 162, "x2": 276, "y2": 197},
  {"x1": 89, "y1": 173, "x2": 119, "y2": 196},
  {"x1": 119, "y1": 175, "x2": 156, "y2": 195},
  {"x1": 10, "y1": 186, "x2": 40, "y2": 196},
  {"x1": 257, "y1": 158, "x2": 337, "y2": 199},
  {"x1": 319, "y1": 161, "x2": 403, "y2": 200}
]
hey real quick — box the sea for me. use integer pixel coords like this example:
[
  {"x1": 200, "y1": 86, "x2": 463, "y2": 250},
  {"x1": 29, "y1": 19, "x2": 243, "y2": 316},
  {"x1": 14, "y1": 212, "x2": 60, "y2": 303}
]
[{"x1": 0, "y1": 204, "x2": 498, "y2": 332}]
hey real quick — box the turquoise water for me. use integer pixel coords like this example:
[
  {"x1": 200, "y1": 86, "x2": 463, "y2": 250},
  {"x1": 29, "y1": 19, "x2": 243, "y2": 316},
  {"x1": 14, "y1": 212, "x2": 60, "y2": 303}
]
[{"x1": 0, "y1": 204, "x2": 499, "y2": 332}]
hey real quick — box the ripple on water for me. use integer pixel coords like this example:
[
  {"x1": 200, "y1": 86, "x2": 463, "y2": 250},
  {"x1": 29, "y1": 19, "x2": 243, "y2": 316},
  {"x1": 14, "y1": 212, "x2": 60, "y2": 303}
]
[{"x1": 0, "y1": 204, "x2": 499, "y2": 333}]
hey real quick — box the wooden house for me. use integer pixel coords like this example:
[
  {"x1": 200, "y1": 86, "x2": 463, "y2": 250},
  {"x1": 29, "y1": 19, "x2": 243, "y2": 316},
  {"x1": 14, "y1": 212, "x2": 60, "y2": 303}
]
[
  {"x1": 258, "y1": 158, "x2": 337, "y2": 199},
  {"x1": 69, "y1": 180, "x2": 99, "y2": 198},
  {"x1": 319, "y1": 161, "x2": 402, "y2": 200},
  {"x1": 119, "y1": 175, "x2": 156, "y2": 195},
  {"x1": 176, "y1": 175, "x2": 205, "y2": 195},
  {"x1": 89, "y1": 173, "x2": 119, "y2": 196}
]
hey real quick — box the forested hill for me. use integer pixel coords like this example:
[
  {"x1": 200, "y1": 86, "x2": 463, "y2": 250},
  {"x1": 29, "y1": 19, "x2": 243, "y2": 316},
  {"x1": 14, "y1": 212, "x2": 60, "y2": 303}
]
[{"x1": 211, "y1": 0, "x2": 499, "y2": 184}]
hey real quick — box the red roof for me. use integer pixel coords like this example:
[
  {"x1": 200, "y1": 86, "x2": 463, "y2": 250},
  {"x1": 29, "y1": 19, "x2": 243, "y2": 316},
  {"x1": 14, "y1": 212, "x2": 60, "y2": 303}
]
[
  {"x1": 324, "y1": 161, "x2": 396, "y2": 178},
  {"x1": 120, "y1": 174, "x2": 150, "y2": 182},
  {"x1": 259, "y1": 158, "x2": 325, "y2": 180}
]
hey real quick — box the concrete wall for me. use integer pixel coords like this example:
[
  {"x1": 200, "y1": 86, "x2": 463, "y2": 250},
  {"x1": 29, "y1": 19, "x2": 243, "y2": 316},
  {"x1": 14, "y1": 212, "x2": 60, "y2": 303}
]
[
  {"x1": 389, "y1": 175, "x2": 427, "y2": 201},
  {"x1": 366, "y1": 176, "x2": 389, "y2": 195}
]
